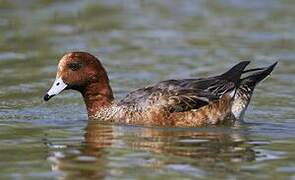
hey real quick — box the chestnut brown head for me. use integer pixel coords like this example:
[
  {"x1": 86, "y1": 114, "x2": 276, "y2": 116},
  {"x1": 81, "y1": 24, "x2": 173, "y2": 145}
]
[{"x1": 44, "y1": 52, "x2": 110, "y2": 101}]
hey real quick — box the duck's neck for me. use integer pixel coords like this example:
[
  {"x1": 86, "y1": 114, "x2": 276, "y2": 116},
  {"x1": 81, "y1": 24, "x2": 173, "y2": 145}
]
[{"x1": 81, "y1": 80, "x2": 114, "y2": 117}]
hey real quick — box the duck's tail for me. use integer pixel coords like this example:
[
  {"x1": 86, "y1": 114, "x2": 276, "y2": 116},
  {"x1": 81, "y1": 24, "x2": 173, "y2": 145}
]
[
  {"x1": 232, "y1": 61, "x2": 278, "y2": 120},
  {"x1": 219, "y1": 61, "x2": 251, "y2": 86},
  {"x1": 241, "y1": 61, "x2": 278, "y2": 87}
]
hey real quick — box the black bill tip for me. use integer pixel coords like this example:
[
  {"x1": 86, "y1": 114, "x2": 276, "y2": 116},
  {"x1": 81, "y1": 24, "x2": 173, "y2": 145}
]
[{"x1": 43, "y1": 94, "x2": 54, "y2": 101}]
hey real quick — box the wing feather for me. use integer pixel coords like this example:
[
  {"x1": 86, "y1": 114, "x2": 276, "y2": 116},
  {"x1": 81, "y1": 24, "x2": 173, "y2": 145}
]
[
  {"x1": 119, "y1": 86, "x2": 220, "y2": 113},
  {"x1": 118, "y1": 62, "x2": 250, "y2": 113}
]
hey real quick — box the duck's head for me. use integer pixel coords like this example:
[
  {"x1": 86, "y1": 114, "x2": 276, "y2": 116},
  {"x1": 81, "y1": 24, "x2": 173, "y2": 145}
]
[{"x1": 44, "y1": 52, "x2": 111, "y2": 101}]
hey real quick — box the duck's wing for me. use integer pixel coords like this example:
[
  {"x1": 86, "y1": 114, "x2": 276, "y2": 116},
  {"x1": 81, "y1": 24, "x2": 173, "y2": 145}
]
[
  {"x1": 154, "y1": 78, "x2": 235, "y2": 98},
  {"x1": 119, "y1": 61, "x2": 250, "y2": 113},
  {"x1": 119, "y1": 78, "x2": 238, "y2": 113},
  {"x1": 153, "y1": 61, "x2": 251, "y2": 97},
  {"x1": 119, "y1": 85, "x2": 220, "y2": 113}
]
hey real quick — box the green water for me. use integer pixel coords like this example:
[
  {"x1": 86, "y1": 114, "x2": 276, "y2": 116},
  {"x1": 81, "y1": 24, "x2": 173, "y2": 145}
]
[{"x1": 0, "y1": 0, "x2": 295, "y2": 179}]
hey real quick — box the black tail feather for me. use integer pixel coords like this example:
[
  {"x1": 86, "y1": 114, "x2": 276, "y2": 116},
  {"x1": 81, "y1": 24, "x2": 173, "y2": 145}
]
[
  {"x1": 232, "y1": 61, "x2": 277, "y2": 120},
  {"x1": 220, "y1": 61, "x2": 251, "y2": 85},
  {"x1": 241, "y1": 61, "x2": 278, "y2": 85}
]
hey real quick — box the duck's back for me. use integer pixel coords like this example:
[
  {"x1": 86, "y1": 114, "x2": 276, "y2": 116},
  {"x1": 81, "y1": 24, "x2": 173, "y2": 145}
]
[
  {"x1": 118, "y1": 77, "x2": 234, "y2": 113},
  {"x1": 118, "y1": 61, "x2": 253, "y2": 112}
]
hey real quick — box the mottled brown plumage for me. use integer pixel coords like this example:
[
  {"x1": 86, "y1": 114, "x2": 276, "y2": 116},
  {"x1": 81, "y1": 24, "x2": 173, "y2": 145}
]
[{"x1": 44, "y1": 52, "x2": 277, "y2": 127}]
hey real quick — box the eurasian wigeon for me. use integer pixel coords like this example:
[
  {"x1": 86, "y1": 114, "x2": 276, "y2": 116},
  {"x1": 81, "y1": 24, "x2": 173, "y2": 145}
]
[{"x1": 44, "y1": 52, "x2": 277, "y2": 127}]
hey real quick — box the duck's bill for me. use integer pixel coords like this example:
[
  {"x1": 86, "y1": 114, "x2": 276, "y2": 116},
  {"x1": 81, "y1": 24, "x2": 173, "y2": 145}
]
[{"x1": 44, "y1": 77, "x2": 68, "y2": 101}]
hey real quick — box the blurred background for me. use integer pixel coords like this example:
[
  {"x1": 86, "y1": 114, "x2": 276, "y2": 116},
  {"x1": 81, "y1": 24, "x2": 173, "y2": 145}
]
[{"x1": 0, "y1": 0, "x2": 295, "y2": 179}]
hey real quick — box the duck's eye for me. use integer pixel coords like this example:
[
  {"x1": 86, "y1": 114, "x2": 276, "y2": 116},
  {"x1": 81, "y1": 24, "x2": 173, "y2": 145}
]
[{"x1": 68, "y1": 62, "x2": 81, "y2": 71}]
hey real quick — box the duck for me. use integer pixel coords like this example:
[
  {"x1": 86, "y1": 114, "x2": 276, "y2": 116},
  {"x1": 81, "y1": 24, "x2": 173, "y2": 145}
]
[{"x1": 44, "y1": 52, "x2": 277, "y2": 127}]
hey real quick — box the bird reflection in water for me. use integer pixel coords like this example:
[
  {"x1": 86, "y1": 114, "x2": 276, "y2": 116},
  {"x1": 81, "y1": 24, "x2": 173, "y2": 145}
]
[{"x1": 48, "y1": 120, "x2": 255, "y2": 179}]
